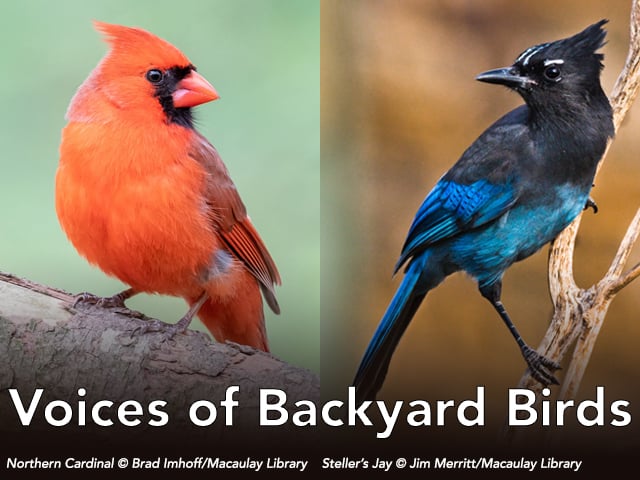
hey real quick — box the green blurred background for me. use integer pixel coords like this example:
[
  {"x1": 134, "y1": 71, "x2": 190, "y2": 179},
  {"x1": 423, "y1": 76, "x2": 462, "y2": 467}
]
[
  {"x1": 322, "y1": 0, "x2": 640, "y2": 439},
  {"x1": 0, "y1": 0, "x2": 319, "y2": 373}
]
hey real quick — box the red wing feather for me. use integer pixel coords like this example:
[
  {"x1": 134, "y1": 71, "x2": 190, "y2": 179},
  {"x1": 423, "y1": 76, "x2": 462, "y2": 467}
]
[
  {"x1": 221, "y1": 220, "x2": 281, "y2": 313},
  {"x1": 190, "y1": 134, "x2": 281, "y2": 313}
]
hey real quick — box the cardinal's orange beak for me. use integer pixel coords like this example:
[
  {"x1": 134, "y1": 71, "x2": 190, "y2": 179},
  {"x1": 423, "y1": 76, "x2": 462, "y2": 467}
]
[{"x1": 172, "y1": 70, "x2": 219, "y2": 108}]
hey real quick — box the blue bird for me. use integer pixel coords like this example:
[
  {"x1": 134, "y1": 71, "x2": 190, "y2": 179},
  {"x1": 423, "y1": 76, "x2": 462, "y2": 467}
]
[{"x1": 353, "y1": 20, "x2": 614, "y2": 401}]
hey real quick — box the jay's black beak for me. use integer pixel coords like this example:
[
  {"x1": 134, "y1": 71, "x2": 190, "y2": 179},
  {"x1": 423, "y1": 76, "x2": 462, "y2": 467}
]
[{"x1": 476, "y1": 67, "x2": 537, "y2": 91}]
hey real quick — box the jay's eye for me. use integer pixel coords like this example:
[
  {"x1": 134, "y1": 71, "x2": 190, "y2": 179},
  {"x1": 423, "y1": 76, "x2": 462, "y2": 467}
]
[{"x1": 543, "y1": 65, "x2": 561, "y2": 81}]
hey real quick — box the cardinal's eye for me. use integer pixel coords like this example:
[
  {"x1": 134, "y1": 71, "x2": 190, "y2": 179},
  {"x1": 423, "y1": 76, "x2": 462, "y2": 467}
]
[{"x1": 146, "y1": 69, "x2": 164, "y2": 84}]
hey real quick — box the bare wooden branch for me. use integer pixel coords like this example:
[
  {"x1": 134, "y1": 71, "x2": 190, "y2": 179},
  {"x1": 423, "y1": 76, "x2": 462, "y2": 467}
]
[
  {"x1": 610, "y1": 0, "x2": 640, "y2": 127},
  {"x1": 604, "y1": 206, "x2": 640, "y2": 291},
  {"x1": 605, "y1": 207, "x2": 640, "y2": 280},
  {"x1": 0, "y1": 271, "x2": 319, "y2": 436},
  {"x1": 609, "y1": 260, "x2": 640, "y2": 295},
  {"x1": 511, "y1": 0, "x2": 640, "y2": 415}
]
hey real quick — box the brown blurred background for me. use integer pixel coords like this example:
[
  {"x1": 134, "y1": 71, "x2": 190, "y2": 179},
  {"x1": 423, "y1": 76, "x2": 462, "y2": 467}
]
[{"x1": 322, "y1": 0, "x2": 640, "y2": 445}]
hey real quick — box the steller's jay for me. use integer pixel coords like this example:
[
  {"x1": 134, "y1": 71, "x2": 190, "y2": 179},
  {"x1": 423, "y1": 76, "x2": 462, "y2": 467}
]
[{"x1": 353, "y1": 20, "x2": 614, "y2": 401}]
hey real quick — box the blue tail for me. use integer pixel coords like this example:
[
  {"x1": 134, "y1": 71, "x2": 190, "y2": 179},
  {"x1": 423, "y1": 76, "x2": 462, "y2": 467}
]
[{"x1": 353, "y1": 256, "x2": 431, "y2": 401}]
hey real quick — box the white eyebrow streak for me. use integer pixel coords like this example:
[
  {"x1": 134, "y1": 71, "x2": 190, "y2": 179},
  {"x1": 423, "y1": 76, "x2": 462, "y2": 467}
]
[
  {"x1": 543, "y1": 59, "x2": 565, "y2": 66},
  {"x1": 515, "y1": 42, "x2": 549, "y2": 67}
]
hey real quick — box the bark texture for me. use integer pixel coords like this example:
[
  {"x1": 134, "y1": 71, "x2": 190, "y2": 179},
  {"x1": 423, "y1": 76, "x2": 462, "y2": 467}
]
[{"x1": 0, "y1": 271, "x2": 319, "y2": 436}]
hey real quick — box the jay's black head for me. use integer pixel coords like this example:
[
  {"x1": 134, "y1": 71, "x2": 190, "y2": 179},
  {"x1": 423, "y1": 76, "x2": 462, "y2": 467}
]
[{"x1": 476, "y1": 20, "x2": 609, "y2": 114}]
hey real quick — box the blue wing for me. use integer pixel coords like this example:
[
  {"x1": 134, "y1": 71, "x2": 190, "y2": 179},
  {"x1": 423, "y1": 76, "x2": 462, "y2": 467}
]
[{"x1": 394, "y1": 179, "x2": 517, "y2": 272}]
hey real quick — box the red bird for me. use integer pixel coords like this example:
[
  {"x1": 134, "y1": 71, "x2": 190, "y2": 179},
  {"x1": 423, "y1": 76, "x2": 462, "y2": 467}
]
[{"x1": 56, "y1": 21, "x2": 280, "y2": 351}]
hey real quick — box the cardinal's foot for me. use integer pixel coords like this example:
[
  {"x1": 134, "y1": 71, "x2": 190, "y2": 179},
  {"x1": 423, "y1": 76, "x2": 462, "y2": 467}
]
[
  {"x1": 73, "y1": 288, "x2": 136, "y2": 309},
  {"x1": 130, "y1": 318, "x2": 190, "y2": 342}
]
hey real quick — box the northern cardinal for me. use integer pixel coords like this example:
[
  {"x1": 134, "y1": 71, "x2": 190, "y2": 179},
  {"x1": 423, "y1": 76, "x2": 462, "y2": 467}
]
[{"x1": 56, "y1": 21, "x2": 280, "y2": 351}]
